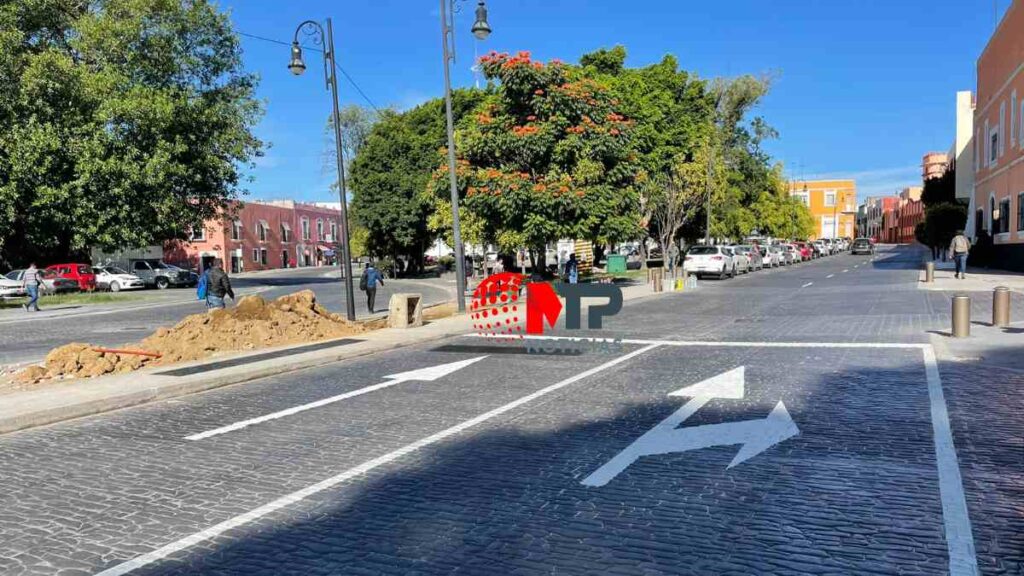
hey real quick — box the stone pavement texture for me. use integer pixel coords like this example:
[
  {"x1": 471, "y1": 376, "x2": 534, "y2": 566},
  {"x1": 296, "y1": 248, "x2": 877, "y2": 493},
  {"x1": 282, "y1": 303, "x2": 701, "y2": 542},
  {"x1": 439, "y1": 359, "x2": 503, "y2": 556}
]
[{"x1": 0, "y1": 245, "x2": 1019, "y2": 575}]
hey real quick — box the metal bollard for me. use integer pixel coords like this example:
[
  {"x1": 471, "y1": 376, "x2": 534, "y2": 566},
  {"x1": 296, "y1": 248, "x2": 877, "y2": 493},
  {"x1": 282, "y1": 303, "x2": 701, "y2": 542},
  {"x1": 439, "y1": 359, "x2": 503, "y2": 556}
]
[
  {"x1": 951, "y1": 293, "x2": 971, "y2": 337},
  {"x1": 992, "y1": 286, "x2": 1010, "y2": 327},
  {"x1": 924, "y1": 261, "x2": 934, "y2": 283}
]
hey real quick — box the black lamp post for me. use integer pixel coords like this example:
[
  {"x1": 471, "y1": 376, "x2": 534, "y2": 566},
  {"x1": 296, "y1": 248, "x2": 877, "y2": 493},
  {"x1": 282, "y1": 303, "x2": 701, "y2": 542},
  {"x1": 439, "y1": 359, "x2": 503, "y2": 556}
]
[
  {"x1": 440, "y1": 0, "x2": 491, "y2": 313},
  {"x1": 288, "y1": 19, "x2": 356, "y2": 322}
]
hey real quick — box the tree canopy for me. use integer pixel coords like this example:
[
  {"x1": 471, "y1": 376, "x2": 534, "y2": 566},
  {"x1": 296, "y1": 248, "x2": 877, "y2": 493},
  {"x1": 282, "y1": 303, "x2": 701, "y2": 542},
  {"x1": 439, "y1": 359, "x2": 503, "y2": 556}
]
[{"x1": 0, "y1": 0, "x2": 263, "y2": 268}]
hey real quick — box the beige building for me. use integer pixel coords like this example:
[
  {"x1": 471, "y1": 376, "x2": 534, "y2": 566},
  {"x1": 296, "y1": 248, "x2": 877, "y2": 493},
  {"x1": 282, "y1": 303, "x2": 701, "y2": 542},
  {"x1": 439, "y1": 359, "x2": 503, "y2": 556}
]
[{"x1": 922, "y1": 152, "x2": 948, "y2": 182}]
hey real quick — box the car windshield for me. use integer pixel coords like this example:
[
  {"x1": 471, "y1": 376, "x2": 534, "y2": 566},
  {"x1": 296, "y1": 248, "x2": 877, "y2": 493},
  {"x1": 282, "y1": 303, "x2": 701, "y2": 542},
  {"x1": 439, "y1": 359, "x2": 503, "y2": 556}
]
[
  {"x1": 735, "y1": 246, "x2": 751, "y2": 253},
  {"x1": 106, "y1": 266, "x2": 129, "y2": 274},
  {"x1": 5, "y1": 271, "x2": 20, "y2": 280},
  {"x1": 687, "y1": 246, "x2": 717, "y2": 255},
  {"x1": 76, "y1": 265, "x2": 90, "y2": 274}
]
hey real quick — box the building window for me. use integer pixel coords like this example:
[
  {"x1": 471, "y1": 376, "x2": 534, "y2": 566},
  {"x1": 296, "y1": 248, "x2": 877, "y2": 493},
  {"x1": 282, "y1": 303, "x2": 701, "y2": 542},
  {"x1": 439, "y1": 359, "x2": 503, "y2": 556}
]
[
  {"x1": 257, "y1": 221, "x2": 268, "y2": 242},
  {"x1": 990, "y1": 131, "x2": 999, "y2": 164},
  {"x1": 190, "y1": 227, "x2": 206, "y2": 242},
  {"x1": 1012, "y1": 92, "x2": 1018, "y2": 147},
  {"x1": 329, "y1": 221, "x2": 337, "y2": 242},
  {"x1": 252, "y1": 248, "x2": 259, "y2": 263},
  {"x1": 301, "y1": 218, "x2": 311, "y2": 241},
  {"x1": 316, "y1": 219, "x2": 324, "y2": 240},
  {"x1": 998, "y1": 198, "x2": 1011, "y2": 234},
  {"x1": 281, "y1": 223, "x2": 291, "y2": 243},
  {"x1": 999, "y1": 101, "x2": 1006, "y2": 157},
  {"x1": 1017, "y1": 193, "x2": 1024, "y2": 232},
  {"x1": 824, "y1": 191, "x2": 836, "y2": 207},
  {"x1": 1020, "y1": 101, "x2": 1024, "y2": 150},
  {"x1": 260, "y1": 248, "x2": 268, "y2": 265},
  {"x1": 231, "y1": 220, "x2": 242, "y2": 241}
]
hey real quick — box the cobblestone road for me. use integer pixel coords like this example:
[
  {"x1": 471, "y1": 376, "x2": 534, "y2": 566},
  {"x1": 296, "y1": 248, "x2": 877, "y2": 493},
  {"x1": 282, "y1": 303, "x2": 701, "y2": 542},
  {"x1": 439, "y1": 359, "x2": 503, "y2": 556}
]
[{"x1": 0, "y1": 246, "x2": 1020, "y2": 575}]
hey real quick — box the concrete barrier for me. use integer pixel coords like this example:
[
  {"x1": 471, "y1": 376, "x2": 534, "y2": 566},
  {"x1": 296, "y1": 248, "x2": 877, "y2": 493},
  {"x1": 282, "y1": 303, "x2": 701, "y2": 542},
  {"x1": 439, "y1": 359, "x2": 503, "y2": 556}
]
[{"x1": 388, "y1": 293, "x2": 423, "y2": 329}]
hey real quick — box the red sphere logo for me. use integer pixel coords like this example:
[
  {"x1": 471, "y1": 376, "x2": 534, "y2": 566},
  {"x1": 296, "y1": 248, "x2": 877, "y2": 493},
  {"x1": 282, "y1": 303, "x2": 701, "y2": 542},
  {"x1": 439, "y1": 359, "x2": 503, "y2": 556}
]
[{"x1": 471, "y1": 272, "x2": 525, "y2": 340}]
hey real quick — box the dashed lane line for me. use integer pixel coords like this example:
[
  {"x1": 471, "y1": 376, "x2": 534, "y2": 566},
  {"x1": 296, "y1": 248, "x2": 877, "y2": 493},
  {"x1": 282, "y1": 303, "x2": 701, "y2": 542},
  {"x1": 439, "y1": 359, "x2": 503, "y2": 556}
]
[
  {"x1": 95, "y1": 343, "x2": 663, "y2": 576},
  {"x1": 842, "y1": 269, "x2": 849, "y2": 273},
  {"x1": 826, "y1": 274, "x2": 835, "y2": 279},
  {"x1": 801, "y1": 282, "x2": 814, "y2": 288}
]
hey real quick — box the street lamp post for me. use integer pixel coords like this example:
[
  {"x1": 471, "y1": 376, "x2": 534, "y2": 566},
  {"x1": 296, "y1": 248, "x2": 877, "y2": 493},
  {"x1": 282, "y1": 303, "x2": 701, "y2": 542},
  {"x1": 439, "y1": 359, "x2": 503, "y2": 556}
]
[
  {"x1": 440, "y1": 0, "x2": 491, "y2": 313},
  {"x1": 288, "y1": 19, "x2": 357, "y2": 321}
]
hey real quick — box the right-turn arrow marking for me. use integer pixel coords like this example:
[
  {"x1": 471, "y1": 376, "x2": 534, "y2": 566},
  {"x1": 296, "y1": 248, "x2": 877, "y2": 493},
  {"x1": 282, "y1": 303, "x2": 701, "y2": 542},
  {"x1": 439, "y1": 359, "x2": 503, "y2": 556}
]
[{"x1": 581, "y1": 366, "x2": 799, "y2": 487}]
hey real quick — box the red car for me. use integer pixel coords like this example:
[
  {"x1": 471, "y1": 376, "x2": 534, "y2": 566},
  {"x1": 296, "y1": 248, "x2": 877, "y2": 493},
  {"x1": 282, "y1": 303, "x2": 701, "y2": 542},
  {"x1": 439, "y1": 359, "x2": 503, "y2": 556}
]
[
  {"x1": 792, "y1": 242, "x2": 812, "y2": 261},
  {"x1": 46, "y1": 263, "x2": 97, "y2": 291}
]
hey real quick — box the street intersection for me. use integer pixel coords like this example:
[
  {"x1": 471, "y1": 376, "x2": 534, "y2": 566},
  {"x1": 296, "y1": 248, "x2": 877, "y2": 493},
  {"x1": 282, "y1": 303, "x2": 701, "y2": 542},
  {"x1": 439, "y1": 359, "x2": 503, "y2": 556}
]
[{"x1": 0, "y1": 247, "x2": 1020, "y2": 575}]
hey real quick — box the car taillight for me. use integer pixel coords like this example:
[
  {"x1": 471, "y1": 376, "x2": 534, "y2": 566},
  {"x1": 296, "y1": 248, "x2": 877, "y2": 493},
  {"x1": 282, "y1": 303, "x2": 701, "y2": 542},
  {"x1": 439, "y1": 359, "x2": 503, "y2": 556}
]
[{"x1": 711, "y1": 256, "x2": 723, "y2": 260}]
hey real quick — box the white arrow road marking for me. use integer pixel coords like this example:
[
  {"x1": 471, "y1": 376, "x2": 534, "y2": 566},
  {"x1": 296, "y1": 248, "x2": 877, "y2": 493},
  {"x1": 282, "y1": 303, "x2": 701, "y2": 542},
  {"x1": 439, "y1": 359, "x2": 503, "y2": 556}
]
[
  {"x1": 582, "y1": 367, "x2": 799, "y2": 487},
  {"x1": 185, "y1": 356, "x2": 487, "y2": 441}
]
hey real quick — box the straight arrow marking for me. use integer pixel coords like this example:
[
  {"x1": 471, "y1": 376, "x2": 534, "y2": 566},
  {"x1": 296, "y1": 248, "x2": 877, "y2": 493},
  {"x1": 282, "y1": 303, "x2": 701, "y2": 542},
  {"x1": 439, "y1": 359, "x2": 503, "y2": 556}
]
[{"x1": 185, "y1": 356, "x2": 487, "y2": 441}]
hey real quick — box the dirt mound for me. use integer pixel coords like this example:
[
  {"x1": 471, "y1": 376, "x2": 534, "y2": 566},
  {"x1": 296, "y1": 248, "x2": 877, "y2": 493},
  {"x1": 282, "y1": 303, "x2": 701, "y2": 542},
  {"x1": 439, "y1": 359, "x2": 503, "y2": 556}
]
[{"x1": 16, "y1": 290, "x2": 364, "y2": 384}]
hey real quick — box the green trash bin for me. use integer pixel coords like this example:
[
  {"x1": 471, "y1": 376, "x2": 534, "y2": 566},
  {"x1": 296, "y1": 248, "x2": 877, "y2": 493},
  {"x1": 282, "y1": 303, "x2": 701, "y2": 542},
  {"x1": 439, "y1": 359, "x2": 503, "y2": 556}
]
[{"x1": 606, "y1": 254, "x2": 627, "y2": 274}]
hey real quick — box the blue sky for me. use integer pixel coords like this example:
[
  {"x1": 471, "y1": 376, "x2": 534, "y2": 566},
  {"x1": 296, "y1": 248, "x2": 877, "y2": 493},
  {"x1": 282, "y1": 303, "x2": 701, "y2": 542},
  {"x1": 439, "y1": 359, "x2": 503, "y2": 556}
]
[{"x1": 224, "y1": 0, "x2": 1009, "y2": 203}]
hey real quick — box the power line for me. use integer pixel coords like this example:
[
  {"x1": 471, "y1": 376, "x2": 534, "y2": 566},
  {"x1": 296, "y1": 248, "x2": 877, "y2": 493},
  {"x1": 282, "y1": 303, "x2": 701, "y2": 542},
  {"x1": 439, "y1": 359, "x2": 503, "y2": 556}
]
[{"x1": 237, "y1": 30, "x2": 382, "y2": 114}]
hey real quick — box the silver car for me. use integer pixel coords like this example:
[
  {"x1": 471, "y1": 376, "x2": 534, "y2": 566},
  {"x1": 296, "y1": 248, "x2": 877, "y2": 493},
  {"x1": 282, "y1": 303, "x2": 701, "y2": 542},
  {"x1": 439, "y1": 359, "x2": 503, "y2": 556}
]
[{"x1": 5, "y1": 269, "x2": 79, "y2": 294}]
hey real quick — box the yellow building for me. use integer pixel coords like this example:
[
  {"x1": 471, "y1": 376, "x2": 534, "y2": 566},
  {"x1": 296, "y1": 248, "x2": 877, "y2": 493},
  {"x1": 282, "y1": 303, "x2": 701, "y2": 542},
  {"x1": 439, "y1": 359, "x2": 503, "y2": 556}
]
[{"x1": 788, "y1": 179, "x2": 858, "y2": 240}]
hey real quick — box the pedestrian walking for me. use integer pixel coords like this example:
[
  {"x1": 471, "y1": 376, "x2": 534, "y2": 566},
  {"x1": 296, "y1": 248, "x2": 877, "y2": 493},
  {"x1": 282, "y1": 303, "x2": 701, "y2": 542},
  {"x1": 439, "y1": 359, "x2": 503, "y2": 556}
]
[
  {"x1": 21, "y1": 262, "x2": 42, "y2": 312},
  {"x1": 564, "y1": 253, "x2": 579, "y2": 284},
  {"x1": 948, "y1": 230, "x2": 971, "y2": 279},
  {"x1": 205, "y1": 259, "x2": 235, "y2": 310},
  {"x1": 360, "y1": 261, "x2": 384, "y2": 313}
]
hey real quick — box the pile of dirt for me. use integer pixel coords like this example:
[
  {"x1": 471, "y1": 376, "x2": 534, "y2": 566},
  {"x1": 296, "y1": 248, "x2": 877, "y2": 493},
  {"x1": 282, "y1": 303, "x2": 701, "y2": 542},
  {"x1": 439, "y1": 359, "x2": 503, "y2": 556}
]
[{"x1": 15, "y1": 290, "x2": 364, "y2": 384}]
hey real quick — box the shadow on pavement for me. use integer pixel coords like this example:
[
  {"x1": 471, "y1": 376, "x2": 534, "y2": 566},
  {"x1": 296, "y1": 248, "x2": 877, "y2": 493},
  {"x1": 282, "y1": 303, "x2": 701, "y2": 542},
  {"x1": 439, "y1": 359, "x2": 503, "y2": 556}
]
[{"x1": 121, "y1": 357, "x2": 1021, "y2": 576}]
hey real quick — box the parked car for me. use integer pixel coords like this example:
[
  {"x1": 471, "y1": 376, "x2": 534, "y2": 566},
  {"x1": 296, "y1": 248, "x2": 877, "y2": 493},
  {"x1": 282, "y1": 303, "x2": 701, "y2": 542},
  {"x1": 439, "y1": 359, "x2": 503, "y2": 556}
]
[
  {"x1": 765, "y1": 246, "x2": 784, "y2": 267},
  {"x1": 724, "y1": 246, "x2": 751, "y2": 274},
  {"x1": 46, "y1": 263, "x2": 97, "y2": 291},
  {"x1": 793, "y1": 242, "x2": 812, "y2": 261},
  {"x1": 128, "y1": 259, "x2": 194, "y2": 289},
  {"x1": 683, "y1": 245, "x2": 735, "y2": 279},
  {"x1": 5, "y1": 269, "x2": 79, "y2": 294},
  {"x1": 0, "y1": 276, "x2": 26, "y2": 298},
  {"x1": 733, "y1": 245, "x2": 763, "y2": 271},
  {"x1": 851, "y1": 237, "x2": 875, "y2": 255},
  {"x1": 92, "y1": 266, "x2": 146, "y2": 292},
  {"x1": 811, "y1": 241, "x2": 826, "y2": 258},
  {"x1": 781, "y1": 244, "x2": 801, "y2": 265}
]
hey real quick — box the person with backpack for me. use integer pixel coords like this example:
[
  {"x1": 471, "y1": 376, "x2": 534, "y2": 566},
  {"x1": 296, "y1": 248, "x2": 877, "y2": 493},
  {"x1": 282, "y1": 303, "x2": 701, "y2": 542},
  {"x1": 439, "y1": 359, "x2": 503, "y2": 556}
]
[
  {"x1": 21, "y1": 262, "x2": 42, "y2": 312},
  {"x1": 203, "y1": 259, "x2": 234, "y2": 309},
  {"x1": 948, "y1": 230, "x2": 971, "y2": 279},
  {"x1": 360, "y1": 262, "x2": 384, "y2": 313}
]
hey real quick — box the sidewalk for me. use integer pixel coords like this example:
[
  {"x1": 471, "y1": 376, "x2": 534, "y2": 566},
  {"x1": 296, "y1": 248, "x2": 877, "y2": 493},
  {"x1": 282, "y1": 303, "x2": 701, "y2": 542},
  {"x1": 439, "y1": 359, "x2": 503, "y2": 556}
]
[
  {"x1": 930, "y1": 320, "x2": 1024, "y2": 374},
  {"x1": 0, "y1": 279, "x2": 675, "y2": 435},
  {"x1": 917, "y1": 265, "x2": 1024, "y2": 294}
]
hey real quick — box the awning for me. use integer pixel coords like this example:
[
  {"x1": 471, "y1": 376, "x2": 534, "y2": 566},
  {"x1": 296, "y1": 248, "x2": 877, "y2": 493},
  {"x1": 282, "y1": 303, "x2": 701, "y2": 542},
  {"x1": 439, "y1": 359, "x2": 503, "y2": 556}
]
[
  {"x1": 322, "y1": 249, "x2": 335, "y2": 257},
  {"x1": 281, "y1": 221, "x2": 291, "y2": 230},
  {"x1": 258, "y1": 219, "x2": 269, "y2": 228}
]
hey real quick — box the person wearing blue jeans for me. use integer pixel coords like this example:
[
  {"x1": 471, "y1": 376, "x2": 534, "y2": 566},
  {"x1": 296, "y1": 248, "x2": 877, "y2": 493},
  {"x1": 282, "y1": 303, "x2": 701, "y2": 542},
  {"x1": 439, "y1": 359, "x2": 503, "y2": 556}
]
[
  {"x1": 21, "y1": 263, "x2": 42, "y2": 312},
  {"x1": 948, "y1": 231, "x2": 971, "y2": 280}
]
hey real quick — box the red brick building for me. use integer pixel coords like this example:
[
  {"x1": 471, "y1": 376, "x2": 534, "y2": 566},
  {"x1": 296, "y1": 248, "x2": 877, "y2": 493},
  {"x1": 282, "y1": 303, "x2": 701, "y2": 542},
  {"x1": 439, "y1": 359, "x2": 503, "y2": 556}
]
[{"x1": 165, "y1": 200, "x2": 341, "y2": 273}]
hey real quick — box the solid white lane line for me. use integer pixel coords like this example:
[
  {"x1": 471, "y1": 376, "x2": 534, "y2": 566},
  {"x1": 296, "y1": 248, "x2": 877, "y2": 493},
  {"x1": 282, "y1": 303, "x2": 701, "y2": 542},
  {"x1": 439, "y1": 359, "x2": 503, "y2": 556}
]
[
  {"x1": 97, "y1": 344, "x2": 662, "y2": 576},
  {"x1": 186, "y1": 380, "x2": 411, "y2": 441},
  {"x1": 826, "y1": 274, "x2": 835, "y2": 279},
  {"x1": 186, "y1": 357, "x2": 489, "y2": 441},
  {"x1": 922, "y1": 346, "x2": 979, "y2": 576},
  {"x1": 801, "y1": 282, "x2": 814, "y2": 288},
  {"x1": 473, "y1": 334, "x2": 927, "y2": 349}
]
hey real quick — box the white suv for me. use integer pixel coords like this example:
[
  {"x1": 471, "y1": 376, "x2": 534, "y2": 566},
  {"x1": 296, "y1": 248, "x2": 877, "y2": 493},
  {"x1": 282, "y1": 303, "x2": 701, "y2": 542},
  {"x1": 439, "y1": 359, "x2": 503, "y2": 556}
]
[{"x1": 684, "y1": 245, "x2": 736, "y2": 279}]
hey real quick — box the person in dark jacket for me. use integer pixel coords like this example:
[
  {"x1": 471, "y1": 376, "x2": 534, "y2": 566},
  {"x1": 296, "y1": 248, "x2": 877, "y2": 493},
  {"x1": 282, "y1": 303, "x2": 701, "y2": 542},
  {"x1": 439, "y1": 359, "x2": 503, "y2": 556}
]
[
  {"x1": 361, "y1": 262, "x2": 384, "y2": 313},
  {"x1": 206, "y1": 259, "x2": 235, "y2": 310}
]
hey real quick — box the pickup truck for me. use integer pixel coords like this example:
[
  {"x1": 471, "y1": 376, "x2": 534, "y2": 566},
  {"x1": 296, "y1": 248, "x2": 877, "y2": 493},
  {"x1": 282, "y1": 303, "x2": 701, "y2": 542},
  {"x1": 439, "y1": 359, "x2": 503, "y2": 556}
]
[{"x1": 127, "y1": 259, "x2": 196, "y2": 289}]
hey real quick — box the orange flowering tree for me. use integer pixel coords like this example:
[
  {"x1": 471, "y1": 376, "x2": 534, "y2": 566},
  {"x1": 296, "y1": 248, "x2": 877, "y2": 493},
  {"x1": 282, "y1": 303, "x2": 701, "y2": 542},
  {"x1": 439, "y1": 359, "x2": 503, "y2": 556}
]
[{"x1": 428, "y1": 51, "x2": 640, "y2": 262}]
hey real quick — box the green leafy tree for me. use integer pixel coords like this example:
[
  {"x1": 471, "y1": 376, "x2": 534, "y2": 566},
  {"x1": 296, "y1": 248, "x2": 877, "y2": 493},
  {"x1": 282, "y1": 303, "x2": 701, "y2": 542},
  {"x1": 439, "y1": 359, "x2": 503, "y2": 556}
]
[
  {"x1": 923, "y1": 202, "x2": 968, "y2": 252},
  {"x1": 0, "y1": 0, "x2": 263, "y2": 267},
  {"x1": 349, "y1": 91, "x2": 484, "y2": 270},
  {"x1": 921, "y1": 166, "x2": 956, "y2": 208},
  {"x1": 427, "y1": 51, "x2": 641, "y2": 265}
]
